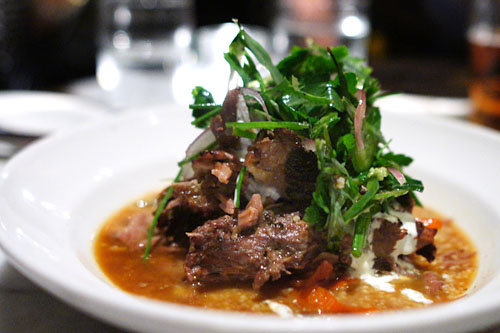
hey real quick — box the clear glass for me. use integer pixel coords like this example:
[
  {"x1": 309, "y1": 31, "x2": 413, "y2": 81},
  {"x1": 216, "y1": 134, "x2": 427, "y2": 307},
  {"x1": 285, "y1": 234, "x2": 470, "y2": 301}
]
[
  {"x1": 467, "y1": 0, "x2": 500, "y2": 129},
  {"x1": 272, "y1": 0, "x2": 371, "y2": 59},
  {"x1": 96, "y1": 0, "x2": 194, "y2": 109}
]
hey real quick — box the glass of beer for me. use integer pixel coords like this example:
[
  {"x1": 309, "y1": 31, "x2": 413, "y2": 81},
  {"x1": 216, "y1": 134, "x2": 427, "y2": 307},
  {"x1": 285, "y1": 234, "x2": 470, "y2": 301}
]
[{"x1": 468, "y1": 0, "x2": 500, "y2": 129}]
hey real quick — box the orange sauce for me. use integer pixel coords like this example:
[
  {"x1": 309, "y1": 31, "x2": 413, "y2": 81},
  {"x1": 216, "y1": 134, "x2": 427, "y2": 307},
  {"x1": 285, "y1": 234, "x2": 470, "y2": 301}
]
[{"x1": 94, "y1": 197, "x2": 477, "y2": 314}]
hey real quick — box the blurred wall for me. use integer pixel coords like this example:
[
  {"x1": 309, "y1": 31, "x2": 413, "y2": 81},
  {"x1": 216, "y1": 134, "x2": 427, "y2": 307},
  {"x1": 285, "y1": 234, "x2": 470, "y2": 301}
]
[{"x1": 0, "y1": 0, "x2": 96, "y2": 89}]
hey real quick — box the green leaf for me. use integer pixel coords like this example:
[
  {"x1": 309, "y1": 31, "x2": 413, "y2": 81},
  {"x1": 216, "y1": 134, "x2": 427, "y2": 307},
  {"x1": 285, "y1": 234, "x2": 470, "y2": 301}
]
[
  {"x1": 143, "y1": 168, "x2": 183, "y2": 262},
  {"x1": 312, "y1": 174, "x2": 331, "y2": 214},
  {"x1": 343, "y1": 178, "x2": 379, "y2": 222},
  {"x1": 303, "y1": 203, "x2": 326, "y2": 226},
  {"x1": 190, "y1": 87, "x2": 219, "y2": 128},
  {"x1": 376, "y1": 152, "x2": 413, "y2": 167},
  {"x1": 192, "y1": 86, "x2": 215, "y2": 104},
  {"x1": 340, "y1": 133, "x2": 356, "y2": 152},
  {"x1": 352, "y1": 131, "x2": 377, "y2": 172},
  {"x1": 277, "y1": 46, "x2": 335, "y2": 83},
  {"x1": 233, "y1": 166, "x2": 246, "y2": 209},
  {"x1": 237, "y1": 28, "x2": 284, "y2": 84},
  {"x1": 232, "y1": 127, "x2": 257, "y2": 140},
  {"x1": 226, "y1": 121, "x2": 309, "y2": 131},
  {"x1": 224, "y1": 52, "x2": 252, "y2": 86},
  {"x1": 351, "y1": 213, "x2": 371, "y2": 257},
  {"x1": 328, "y1": 48, "x2": 357, "y2": 106},
  {"x1": 190, "y1": 107, "x2": 221, "y2": 128},
  {"x1": 311, "y1": 113, "x2": 340, "y2": 139}
]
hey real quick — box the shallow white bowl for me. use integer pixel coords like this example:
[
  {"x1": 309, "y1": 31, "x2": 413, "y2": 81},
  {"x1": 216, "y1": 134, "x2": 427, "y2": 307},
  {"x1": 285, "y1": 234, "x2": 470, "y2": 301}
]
[{"x1": 0, "y1": 105, "x2": 499, "y2": 333}]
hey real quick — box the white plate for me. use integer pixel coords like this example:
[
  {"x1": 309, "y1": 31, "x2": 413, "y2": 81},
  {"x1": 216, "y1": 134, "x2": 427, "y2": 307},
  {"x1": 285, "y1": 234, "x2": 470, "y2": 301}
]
[
  {"x1": 375, "y1": 93, "x2": 471, "y2": 117},
  {"x1": 0, "y1": 105, "x2": 499, "y2": 333},
  {"x1": 0, "y1": 91, "x2": 111, "y2": 136}
]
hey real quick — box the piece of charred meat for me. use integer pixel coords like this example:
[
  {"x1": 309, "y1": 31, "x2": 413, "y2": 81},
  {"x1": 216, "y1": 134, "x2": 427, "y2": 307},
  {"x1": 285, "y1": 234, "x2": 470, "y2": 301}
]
[
  {"x1": 192, "y1": 150, "x2": 241, "y2": 199},
  {"x1": 415, "y1": 221, "x2": 438, "y2": 262},
  {"x1": 156, "y1": 150, "x2": 242, "y2": 245},
  {"x1": 371, "y1": 219, "x2": 408, "y2": 271},
  {"x1": 156, "y1": 180, "x2": 222, "y2": 245},
  {"x1": 369, "y1": 216, "x2": 438, "y2": 273},
  {"x1": 244, "y1": 129, "x2": 318, "y2": 205},
  {"x1": 185, "y1": 209, "x2": 324, "y2": 290}
]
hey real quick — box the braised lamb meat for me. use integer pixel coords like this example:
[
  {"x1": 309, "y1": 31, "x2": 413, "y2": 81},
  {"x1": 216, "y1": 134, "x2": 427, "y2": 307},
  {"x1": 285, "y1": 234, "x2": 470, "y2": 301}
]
[
  {"x1": 157, "y1": 149, "x2": 242, "y2": 244},
  {"x1": 185, "y1": 210, "x2": 324, "y2": 290}
]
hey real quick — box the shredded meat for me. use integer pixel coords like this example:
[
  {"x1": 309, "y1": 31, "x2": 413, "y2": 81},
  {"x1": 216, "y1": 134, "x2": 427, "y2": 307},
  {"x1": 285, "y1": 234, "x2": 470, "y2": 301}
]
[
  {"x1": 192, "y1": 150, "x2": 238, "y2": 181},
  {"x1": 211, "y1": 162, "x2": 233, "y2": 184},
  {"x1": 422, "y1": 271, "x2": 445, "y2": 296},
  {"x1": 217, "y1": 195, "x2": 235, "y2": 215},
  {"x1": 185, "y1": 211, "x2": 324, "y2": 289},
  {"x1": 237, "y1": 194, "x2": 264, "y2": 230},
  {"x1": 439, "y1": 249, "x2": 476, "y2": 269},
  {"x1": 192, "y1": 150, "x2": 241, "y2": 204},
  {"x1": 116, "y1": 213, "x2": 156, "y2": 250}
]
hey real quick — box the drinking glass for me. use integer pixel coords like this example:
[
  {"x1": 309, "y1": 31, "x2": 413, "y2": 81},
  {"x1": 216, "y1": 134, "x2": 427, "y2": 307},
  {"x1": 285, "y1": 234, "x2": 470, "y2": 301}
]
[
  {"x1": 272, "y1": 0, "x2": 371, "y2": 59},
  {"x1": 468, "y1": 0, "x2": 500, "y2": 129},
  {"x1": 96, "y1": 0, "x2": 194, "y2": 109}
]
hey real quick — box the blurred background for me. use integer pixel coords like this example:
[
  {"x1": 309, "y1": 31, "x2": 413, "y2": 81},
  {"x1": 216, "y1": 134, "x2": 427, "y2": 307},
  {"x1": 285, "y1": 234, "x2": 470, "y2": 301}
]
[
  {"x1": 1, "y1": 0, "x2": 498, "y2": 127},
  {"x1": 0, "y1": 0, "x2": 468, "y2": 92}
]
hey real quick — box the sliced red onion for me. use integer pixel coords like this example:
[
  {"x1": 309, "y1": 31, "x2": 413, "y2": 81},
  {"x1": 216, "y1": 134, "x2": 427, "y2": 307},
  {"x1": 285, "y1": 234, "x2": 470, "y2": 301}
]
[
  {"x1": 354, "y1": 90, "x2": 366, "y2": 150},
  {"x1": 240, "y1": 87, "x2": 272, "y2": 121},
  {"x1": 388, "y1": 167, "x2": 407, "y2": 185},
  {"x1": 185, "y1": 128, "x2": 216, "y2": 159},
  {"x1": 182, "y1": 128, "x2": 216, "y2": 179},
  {"x1": 220, "y1": 89, "x2": 240, "y2": 122},
  {"x1": 236, "y1": 93, "x2": 251, "y2": 123}
]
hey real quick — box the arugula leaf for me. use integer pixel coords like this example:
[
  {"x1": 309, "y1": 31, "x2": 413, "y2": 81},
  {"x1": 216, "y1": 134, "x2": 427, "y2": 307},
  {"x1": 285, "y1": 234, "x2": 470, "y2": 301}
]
[
  {"x1": 190, "y1": 87, "x2": 220, "y2": 128},
  {"x1": 376, "y1": 152, "x2": 413, "y2": 167},
  {"x1": 235, "y1": 26, "x2": 284, "y2": 85},
  {"x1": 277, "y1": 46, "x2": 335, "y2": 83},
  {"x1": 224, "y1": 52, "x2": 253, "y2": 86}
]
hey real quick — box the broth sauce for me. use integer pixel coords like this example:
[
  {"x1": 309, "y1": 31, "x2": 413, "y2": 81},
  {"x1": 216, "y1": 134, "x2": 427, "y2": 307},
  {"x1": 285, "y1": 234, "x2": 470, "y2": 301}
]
[{"x1": 94, "y1": 196, "x2": 477, "y2": 314}]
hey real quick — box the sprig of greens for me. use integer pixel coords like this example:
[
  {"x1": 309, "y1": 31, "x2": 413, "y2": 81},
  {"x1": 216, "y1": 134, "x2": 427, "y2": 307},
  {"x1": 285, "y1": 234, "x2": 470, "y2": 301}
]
[
  {"x1": 233, "y1": 166, "x2": 246, "y2": 210},
  {"x1": 143, "y1": 141, "x2": 216, "y2": 262},
  {"x1": 143, "y1": 168, "x2": 182, "y2": 262}
]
